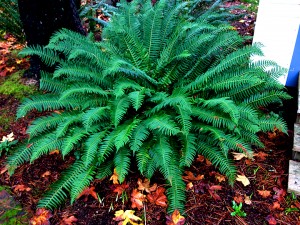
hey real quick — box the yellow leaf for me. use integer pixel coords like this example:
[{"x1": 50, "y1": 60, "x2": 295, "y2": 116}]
[
  {"x1": 110, "y1": 168, "x2": 119, "y2": 184},
  {"x1": 113, "y1": 210, "x2": 142, "y2": 225},
  {"x1": 236, "y1": 175, "x2": 250, "y2": 186},
  {"x1": 232, "y1": 152, "x2": 247, "y2": 160}
]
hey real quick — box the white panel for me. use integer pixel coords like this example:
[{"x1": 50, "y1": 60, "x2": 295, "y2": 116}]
[{"x1": 252, "y1": 0, "x2": 300, "y2": 85}]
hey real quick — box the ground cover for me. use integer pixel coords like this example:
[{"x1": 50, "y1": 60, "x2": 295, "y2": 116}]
[{"x1": 1, "y1": 1, "x2": 300, "y2": 224}]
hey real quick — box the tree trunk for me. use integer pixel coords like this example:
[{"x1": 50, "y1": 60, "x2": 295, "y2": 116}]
[{"x1": 18, "y1": 0, "x2": 86, "y2": 80}]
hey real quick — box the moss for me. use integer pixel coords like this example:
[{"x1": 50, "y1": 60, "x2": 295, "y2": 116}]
[
  {"x1": 0, "y1": 186, "x2": 29, "y2": 224},
  {"x1": 0, "y1": 72, "x2": 38, "y2": 100},
  {"x1": 0, "y1": 110, "x2": 15, "y2": 130}
]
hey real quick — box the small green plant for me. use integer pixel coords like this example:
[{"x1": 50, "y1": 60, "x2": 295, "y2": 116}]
[
  {"x1": 231, "y1": 201, "x2": 247, "y2": 217},
  {"x1": 7, "y1": 0, "x2": 289, "y2": 213},
  {"x1": 0, "y1": 133, "x2": 18, "y2": 155},
  {"x1": 285, "y1": 207, "x2": 299, "y2": 215}
]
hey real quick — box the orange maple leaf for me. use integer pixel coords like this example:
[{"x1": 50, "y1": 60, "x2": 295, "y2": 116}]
[
  {"x1": 137, "y1": 178, "x2": 157, "y2": 193},
  {"x1": 13, "y1": 184, "x2": 31, "y2": 192},
  {"x1": 182, "y1": 171, "x2": 204, "y2": 182},
  {"x1": 131, "y1": 189, "x2": 145, "y2": 210},
  {"x1": 166, "y1": 209, "x2": 185, "y2": 225},
  {"x1": 49, "y1": 149, "x2": 60, "y2": 155},
  {"x1": 113, "y1": 182, "x2": 129, "y2": 195},
  {"x1": 76, "y1": 186, "x2": 98, "y2": 201},
  {"x1": 147, "y1": 186, "x2": 167, "y2": 207},
  {"x1": 30, "y1": 208, "x2": 52, "y2": 225},
  {"x1": 254, "y1": 151, "x2": 268, "y2": 161},
  {"x1": 110, "y1": 168, "x2": 119, "y2": 184},
  {"x1": 258, "y1": 190, "x2": 271, "y2": 198},
  {"x1": 6, "y1": 66, "x2": 15, "y2": 73},
  {"x1": 60, "y1": 216, "x2": 78, "y2": 225},
  {"x1": 196, "y1": 155, "x2": 205, "y2": 162}
]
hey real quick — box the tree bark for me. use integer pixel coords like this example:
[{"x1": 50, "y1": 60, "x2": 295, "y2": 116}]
[{"x1": 18, "y1": 0, "x2": 85, "y2": 80}]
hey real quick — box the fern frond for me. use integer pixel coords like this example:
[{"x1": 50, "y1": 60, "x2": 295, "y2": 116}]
[
  {"x1": 114, "y1": 147, "x2": 131, "y2": 183},
  {"x1": 37, "y1": 161, "x2": 87, "y2": 210},
  {"x1": 146, "y1": 114, "x2": 180, "y2": 136},
  {"x1": 82, "y1": 107, "x2": 109, "y2": 129},
  {"x1": 111, "y1": 96, "x2": 131, "y2": 127},
  {"x1": 61, "y1": 128, "x2": 88, "y2": 156},
  {"x1": 70, "y1": 166, "x2": 96, "y2": 204}
]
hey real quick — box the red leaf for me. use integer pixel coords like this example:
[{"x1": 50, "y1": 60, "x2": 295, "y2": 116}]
[
  {"x1": 208, "y1": 185, "x2": 222, "y2": 201},
  {"x1": 131, "y1": 189, "x2": 145, "y2": 210},
  {"x1": 266, "y1": 215, "x2": 277, "y2": 225},
  {"x1": 272, "y1": 187, "x2": 286, "y2": 202},
  {"x1": 166, "y1": 209, "x2": 185, "y2": 225},
  {"x1": 30, "y1": 208, "x2": 52, "y2": 225},
  {"x1": 147, "y1": 187, "x2": 167, "y2": 207},
  {"x1": 113, "y1": 182, "x2": 129, "y2": 195},
  {"x1": 61, "y1": 216, "x2": 78, "y2": 225},
  {"x1": 77, "y1": 186, "x2": 98, "y2": 201}
]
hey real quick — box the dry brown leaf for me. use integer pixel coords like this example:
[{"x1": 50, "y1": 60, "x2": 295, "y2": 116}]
[
  {"x1": 61, "y1": 216, "x2": 78, "y2": 225},
  {"x1": 13, "y1": 184, "x2": 31, "y2": 192},
  {"x1": 131, "y1": 189, "x2": 145, "y2": 210},
  {"x1": 186, "y1": 182, "x2": 194, "y2": 191},
  {"x1": 113, "y1": 210, "x2": 142, "y2": 225},
  {"x1": 76, "y1": 186, "x2": 98, "y2": 201},
  {"x1": 30, "y1": 208, "x2": 52, "y2": 225},
  {"x1": 182, "y1": 171, "x2": 204, "y2": 182},
  {"x1": 266, "y1": 215, "x2": 277, "y2": 225},
  {"x1": 244, "y1": 195, "x2": 252, "y2": 205},
  {"x1": 147, "y1": 187, "x2": 168, "y2": 207},
  {"x1": 273, "y1": 187, "x2": 286, "y2": 202},
  {"x1": 208, "y1": 185, "x2": 222, "y2": 201},
  {"x1": 236, "y1": 175, "x2": 250, "y2": 186},
  {"x1": 205, "y1": 159, "x2": 212, "y2": 165},
  {"x1": 233, "y1": 195, "x2": 243, "y2": 204},
  {"x1": 41, "y1": 171, "x2": 51, "y2": 178},
  {"x1": 110, "y1": 168, "x2": 119, "y2": 184},
  {"x1": 166, "y1": 209, "x2": 185, "y2": 225},
  {"x1": 232, "y1": 152, "x2": 247, "y2": 160},
  {"x1": 0, "y1": 166, "x2": 8, "y2": 175},
  {"x1": 215, "y1": 173, "x2": 226, "y2": 183},
  {"x1": 258, "y1": 190, "x2": 271, "y2": 198},
  {"x1": 254, "y1": 151, "x2": 268, "y2": 161},
  {"x1": 113, "y1": 183, "x2": 129, "y2": 195},
  {"x1": 137, "y1": 178, "x2": 157, "y2": 193},
  {"x1": 272, "y1": 201, "x2": 283, "y2": 210},
  {"x1": 196, "y1": 155, "x2": 205, "y2": 162},
  {"x1": 49, "y1": 149, "x2": 60, "y2": 155}
]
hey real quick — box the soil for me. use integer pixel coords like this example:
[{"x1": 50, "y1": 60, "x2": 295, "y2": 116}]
[{"x1": 1, "y1": 1, "x2": 300, "y2": 225}]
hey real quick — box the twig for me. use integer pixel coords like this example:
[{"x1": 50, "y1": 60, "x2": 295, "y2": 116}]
[{"x1": 143, "y1": 203, "x2": 147, "y2": 225}]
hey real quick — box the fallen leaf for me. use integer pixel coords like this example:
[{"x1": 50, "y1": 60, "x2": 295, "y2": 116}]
[
  {"x1": 147, "y1": 186, "x2": 168, "y2": 207},
  {"x1": 49, "y1": 149, "x2": 60, "y2": 155},
  {"x1": 272, "y1": 202, "x2": 283, "y2": 210},
  {"x1": 41, "y1": 171, "x2": 51, "y2": 178},
  {"x1": 215, "y1": 173, "x2": 226, "y2": 183},
  {"x1": 30, "y1": 208, "x2": 52, "y2": 225},
  {"x1": 196, "y1": 155, "x2": 205, "y2": 162},
  {"x1": 208, "y1": 185, "x2": 222, "y2": 201},
  {"x1": 6, "y1": 66, "x2": 15, "y2": 73},
  {"x1": 273, "y1": 187, "x2": 286, "y2": 202},
  {"x1": 254, "y1": 151, "x2": 268, "y2": 161},
  {"x1": 236, "y1": 175, "x2": 250, "y2": 186},
  {"x1": 110, "y1": 168, "x2": 119, "y2": 184},
  {"x1": 137, "y1": 178, "x2": 157, "y2": 193},
  {"x1": 0, "y1": 70, "x2": 7, "y2": 77},
  {"x1": 234, "y1": 195, "x2": 243, "y2": 204},
  {"x1": 266, "y1": 215, "x2": 277, "y2": 225},
  {"x1": 14, "y1": 184, "x2": 31, "y2": 192},
  {"x1": 16, "y1": 59, "x2": 23, "y2": 64},
  {"x1": 232, "y1": 152, "x2": 247, "y2": 160},
  {"x1": 131, "y1": 189, "x2": 145, "y2": 210},
  {"x1": 0, "y1": 166, "x2": 8, "y2": 174},
  {"x1": 61, "y1": 216, "x2": 78, "y2": 225},
  {"x1": 182, "y1": 171, "x2": 204, "y2": 182},
  {"x1": 205, "y1": 158, "x2": 212, "y2": 165},
  {"x1": 113, "y1": 210, "x2": 142, "y2": 225},
  {"x1": 258, "y1": 190, "x2": 271, "y2": 198},
  {"x1": 1, "y1": 132, "x2": 14, "y2": 142},
  {"x1": 76, "y1": 186, "x2": 98, "y2": 201},
  {"x1": 244, "y1": 195, "x2": 252, "y2": 205},
  {"x1": 186, "y1": 182, "x2": 193, "y2": 190},
  {"x1": 166, "y1": 209, "x2": 185, "y2": 225},
  {"x1": 113, "y1": 182, "x2": 129, "y2": 195}
]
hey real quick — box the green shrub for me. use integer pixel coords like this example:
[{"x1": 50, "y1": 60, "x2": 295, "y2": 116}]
[
  {"x1": 0, "y1": 0, "x2": 24, "y2": 41},
  {"x1": 7, "y1": 0, "x2": 289, "y2": 213}
]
